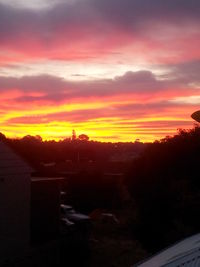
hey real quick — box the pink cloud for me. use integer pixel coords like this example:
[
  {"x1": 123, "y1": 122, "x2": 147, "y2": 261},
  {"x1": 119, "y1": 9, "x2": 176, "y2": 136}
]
[
  {"x1": 0, "y1": 0, "x2": 199, "y2": 64},
  {"x1": 0, "y1": 0, "x2": 199, "y2": 141}
]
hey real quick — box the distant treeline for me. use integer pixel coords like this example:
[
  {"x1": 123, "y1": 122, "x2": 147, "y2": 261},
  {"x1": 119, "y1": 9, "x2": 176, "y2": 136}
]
[{"x1": 0, "y1": 132, "x2": 145, "y2": 168}]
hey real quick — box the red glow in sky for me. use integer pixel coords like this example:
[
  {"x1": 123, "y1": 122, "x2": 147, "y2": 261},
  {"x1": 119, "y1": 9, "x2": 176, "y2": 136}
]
[{"x1": 0, "y1": 0, "x2": 199, "y2": 141}]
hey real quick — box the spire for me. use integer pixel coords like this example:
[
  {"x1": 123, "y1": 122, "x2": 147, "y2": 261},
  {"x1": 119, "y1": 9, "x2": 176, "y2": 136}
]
[{"x1": 72, "y1": 129, "x2": 76, "y2": 141}]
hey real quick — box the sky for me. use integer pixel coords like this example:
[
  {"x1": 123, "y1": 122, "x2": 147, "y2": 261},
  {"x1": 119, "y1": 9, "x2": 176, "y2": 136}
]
[{"x1": 0, "y1": 0, "x2": 200, "y2": 142}]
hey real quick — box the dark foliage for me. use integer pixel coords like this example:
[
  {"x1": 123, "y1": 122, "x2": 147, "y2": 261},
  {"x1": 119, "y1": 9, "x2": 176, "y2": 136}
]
[
  {"x1": 2, "y1": 134, "x2": 145, "y2": 170},
  {"x1": 126, "y1": 126, "x2": 200, "y2": 252}
]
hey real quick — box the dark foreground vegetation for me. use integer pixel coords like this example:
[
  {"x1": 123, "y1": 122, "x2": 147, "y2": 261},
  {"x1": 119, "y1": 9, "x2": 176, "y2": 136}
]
[
  {"x1": 1, "y1": 126, "x2": 200, "y2": 266},
  {"x1": 126, "y1": 126, "x2": 200, "y2": 253},
  {"x1": 0, "y1": 132, "x2": 144, "y2": 171}
]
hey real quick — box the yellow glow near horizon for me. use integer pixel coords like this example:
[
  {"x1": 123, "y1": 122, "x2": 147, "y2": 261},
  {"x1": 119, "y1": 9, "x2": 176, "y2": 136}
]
[
  {"x1": 1, "y1": 114, "x2": 194, "y2": 143},
  {"x1": 0, "y1": 93, "x2": 195, "y2": 143}
]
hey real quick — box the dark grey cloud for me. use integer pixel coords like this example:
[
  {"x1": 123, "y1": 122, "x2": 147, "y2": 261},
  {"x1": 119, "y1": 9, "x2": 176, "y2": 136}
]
[
  {"x1": 90, "y1": 0, "x2": 200, "y2": 25},
  {"x1": 0, "y1": 75, "x2": 67, "y2": 92},
  {"x1": 0, "y1": 0, "x2": 199, "y2": 54},
  {"x1": 0, "y1": 69, "x2": 185, "y2": 104},
  {"x1": 167, "y1": 60, "x2": 200, "y2": 84},
  {"x1": 1, "y1": 59, "x2": 200, "y2": 107}
]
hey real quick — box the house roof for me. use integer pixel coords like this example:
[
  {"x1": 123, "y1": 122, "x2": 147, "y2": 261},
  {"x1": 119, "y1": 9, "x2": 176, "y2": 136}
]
[
  {"x1": 0, "y1": 141, "x2": 33, "y2": 177},
  {"x1": 134, "y1": 233, "x2": 200, "y2": 267}
]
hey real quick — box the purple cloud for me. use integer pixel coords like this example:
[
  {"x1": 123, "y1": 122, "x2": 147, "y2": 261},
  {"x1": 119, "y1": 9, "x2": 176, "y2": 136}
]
[
  {"x1": 0, "y1": 0, "x2": 199, "y2": 61},
  {"x1": 0, "y1": 64, "x2": 198, "y2": 106}
]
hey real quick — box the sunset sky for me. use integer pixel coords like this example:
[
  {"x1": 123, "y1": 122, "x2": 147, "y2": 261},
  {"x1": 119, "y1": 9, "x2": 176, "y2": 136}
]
[{"x1": 0, "y1": 0, "x2": 200, "y2": 142}]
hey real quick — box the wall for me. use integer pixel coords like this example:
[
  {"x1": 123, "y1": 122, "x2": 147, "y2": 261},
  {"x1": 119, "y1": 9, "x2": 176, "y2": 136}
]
[{"x1": 0, "y1": 141, "x2": 31, "y2": 265}]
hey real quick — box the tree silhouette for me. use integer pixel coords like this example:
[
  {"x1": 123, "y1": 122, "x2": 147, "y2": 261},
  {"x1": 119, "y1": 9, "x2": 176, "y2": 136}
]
[
  {"x1": 0, "y1": 132, "x2": 6, "y2": 141},
  {"x1": 78, "y1": 134, "x2": 89, "y2": 141}
]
